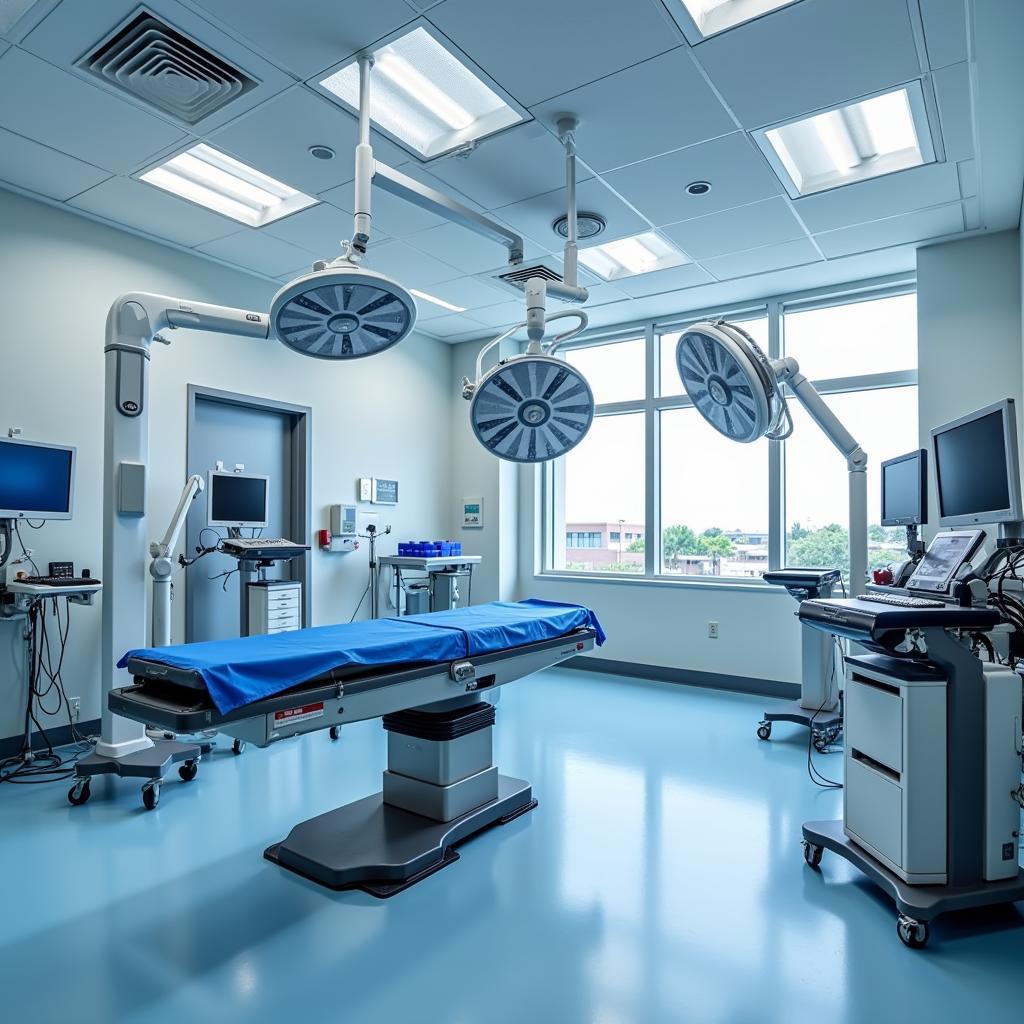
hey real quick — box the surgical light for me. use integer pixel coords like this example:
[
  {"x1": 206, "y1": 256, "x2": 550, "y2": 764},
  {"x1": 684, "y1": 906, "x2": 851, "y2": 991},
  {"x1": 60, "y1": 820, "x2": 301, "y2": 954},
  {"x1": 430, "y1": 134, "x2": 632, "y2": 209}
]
[
  {"x1": 319, "y1": 26, "x2": 523, "y2": 160},
  {"x1": 578, "y1": 231, "x2": 688, "y2": 282},
  {"x1": 675, "y1": 320, "x2": 869, "y2": 592},
  {"x1": 140, "y1": 143, "x2": 317, "y2": 227},
  {"x1": 759, "y1": 86, "x2": 931, "y2": 197}
]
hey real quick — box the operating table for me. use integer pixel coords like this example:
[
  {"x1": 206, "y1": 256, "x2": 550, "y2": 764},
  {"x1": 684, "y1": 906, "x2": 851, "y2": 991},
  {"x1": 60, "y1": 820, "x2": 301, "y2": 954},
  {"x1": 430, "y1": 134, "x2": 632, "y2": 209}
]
[{"x1": 109, "y1": 600, "x2": 604, "y2": 895}]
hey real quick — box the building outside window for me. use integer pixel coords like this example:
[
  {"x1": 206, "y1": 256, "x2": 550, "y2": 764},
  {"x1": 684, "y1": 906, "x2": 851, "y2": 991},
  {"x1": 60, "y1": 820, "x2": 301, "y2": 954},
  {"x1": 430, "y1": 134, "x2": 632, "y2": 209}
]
[{"x1": 544, "y1": 281, "x2": 918, "y2": 584}]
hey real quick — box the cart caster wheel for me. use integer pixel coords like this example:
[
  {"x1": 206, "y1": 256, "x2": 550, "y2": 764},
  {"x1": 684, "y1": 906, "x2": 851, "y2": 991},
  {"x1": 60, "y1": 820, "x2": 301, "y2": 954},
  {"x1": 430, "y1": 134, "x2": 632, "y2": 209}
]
[
  {"x1": 802, "y1": 840, "x2": 823, "y2": 869},
  {"x1": 68, "y1": 779, "x2": 91, "y2": 806},
  {"x1": 178, "y1": 760, "x2": 198, "y2": 782},
  {"x1": 329, "y1": 726, "x2": 341, "y2": 741},
  {"x1": 897, "y1": 914, "x2": 929, "y2": 949},
  {"x1": 142, "y1": 782, "x2": 161, "y2": 811},
  {"x1": 756, "y1": 722, "x2": 772, "y2": 741},
  {"x1": 232, "y1": 739, "x2": 246, "y2": 756}
]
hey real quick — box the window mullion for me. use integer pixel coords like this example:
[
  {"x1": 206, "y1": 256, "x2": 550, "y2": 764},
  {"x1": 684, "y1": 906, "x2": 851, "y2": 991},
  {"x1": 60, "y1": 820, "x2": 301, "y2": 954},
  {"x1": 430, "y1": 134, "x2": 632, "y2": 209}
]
[
  {"x1": 768, "y1": 298, "x2": 784, "y2": 572},
  {"x1": 645, "y1": 321, "x2": 658, "y2": 578}
]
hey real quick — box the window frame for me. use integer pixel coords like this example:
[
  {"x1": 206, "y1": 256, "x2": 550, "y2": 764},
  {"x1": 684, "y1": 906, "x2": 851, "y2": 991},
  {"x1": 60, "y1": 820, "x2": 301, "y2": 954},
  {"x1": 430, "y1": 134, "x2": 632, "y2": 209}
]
[{"x1": 539, "y1": 272, "x2": 918, "y2": 587}]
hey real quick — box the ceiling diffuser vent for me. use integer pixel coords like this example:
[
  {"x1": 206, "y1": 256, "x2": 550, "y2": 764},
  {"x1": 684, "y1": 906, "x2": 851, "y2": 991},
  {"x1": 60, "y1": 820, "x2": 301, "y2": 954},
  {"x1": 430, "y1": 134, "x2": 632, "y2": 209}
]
[
  {"x1": 79, "y1": 11, "x2": 256, "y2": 125},
  {"x1": 495, "y1": 262, "x2": 564, "y2": 289}
]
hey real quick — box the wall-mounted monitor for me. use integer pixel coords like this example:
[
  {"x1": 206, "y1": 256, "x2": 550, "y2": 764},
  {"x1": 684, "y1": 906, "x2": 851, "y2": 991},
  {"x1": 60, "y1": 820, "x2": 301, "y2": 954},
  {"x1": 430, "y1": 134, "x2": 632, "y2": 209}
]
[{"x1": 0, "y1": 437, "x2": 76, "y2": 521}]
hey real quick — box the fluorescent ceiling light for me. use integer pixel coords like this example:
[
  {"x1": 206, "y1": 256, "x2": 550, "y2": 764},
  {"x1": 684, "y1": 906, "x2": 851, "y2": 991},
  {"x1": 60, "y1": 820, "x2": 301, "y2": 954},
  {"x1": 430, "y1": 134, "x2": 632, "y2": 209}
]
[
  {"x1": 760, "y1": 86, "x2": 932, "y2": 197},
  {"x1": 140, "y1": 143, "x2": 317, "y2": 227},
  {"x1": 677, "y1": 0, "x2": 796, "y2": 38},
  {"x1": 578, "y1": 231, "x2": 688, "y2": 282},
  {"x1": 410, "y1": 288, "x2": 466, "y2": 313},
  {"x1": 319, "y1": 26, "x2": 524, "y2": 160}
]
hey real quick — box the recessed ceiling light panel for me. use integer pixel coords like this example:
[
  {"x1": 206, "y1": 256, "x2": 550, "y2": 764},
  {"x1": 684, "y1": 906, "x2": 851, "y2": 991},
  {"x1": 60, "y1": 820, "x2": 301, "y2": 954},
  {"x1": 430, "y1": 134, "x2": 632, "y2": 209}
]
[
  {"x1": 410, "y1": 288, "x2": 466, "y2": 313},
  {"x1": 578, "y1": 231, "x2": 689, "y2": 282},
  {"x1": 672, "y1": 0, "x2": 799, "y2": 40},
  {"x1": 755, "y1": 83, "x2": 935, "y2": 197},
  {"x1": 140, "y1": 143, "x2": 317, "y2": 227},
  {"x1": 317, "y1": 24, "x2": 526, "y2": 161}
]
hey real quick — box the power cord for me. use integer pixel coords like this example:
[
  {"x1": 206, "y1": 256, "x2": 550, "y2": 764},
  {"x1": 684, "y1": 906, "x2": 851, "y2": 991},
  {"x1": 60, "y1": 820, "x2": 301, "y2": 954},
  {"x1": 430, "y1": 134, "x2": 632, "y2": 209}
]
[{"x1": 806, "y1": 637, "x2": 843, "y2": 790}]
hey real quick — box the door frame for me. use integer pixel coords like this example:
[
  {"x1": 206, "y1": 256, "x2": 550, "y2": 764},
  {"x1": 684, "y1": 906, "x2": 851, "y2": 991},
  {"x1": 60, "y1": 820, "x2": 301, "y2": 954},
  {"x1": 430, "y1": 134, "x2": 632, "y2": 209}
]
[{"x1": 186, "y1": 385, "x2": 313, "y2": 639}]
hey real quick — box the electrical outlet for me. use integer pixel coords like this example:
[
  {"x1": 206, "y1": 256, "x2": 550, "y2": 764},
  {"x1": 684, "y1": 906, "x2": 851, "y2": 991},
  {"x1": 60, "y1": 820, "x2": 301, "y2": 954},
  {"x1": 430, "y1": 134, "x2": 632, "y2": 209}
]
[
  {"x1": 707, "y1": 621, "x2": 719, "y2": 639},
  {"x1": 69, "y1": 697, "x2": 80, "y2": 722}
]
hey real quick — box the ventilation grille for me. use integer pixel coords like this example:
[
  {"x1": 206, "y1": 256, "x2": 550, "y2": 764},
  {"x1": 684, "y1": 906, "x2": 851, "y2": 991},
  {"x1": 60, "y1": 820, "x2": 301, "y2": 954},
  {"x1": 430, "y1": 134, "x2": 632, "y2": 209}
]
[
  {"x1": 495, "y1": 263, "x2": 564, "y2": 289},
  {"x1": 80, "y1": 11, "x2": 256, "y2": 125}
]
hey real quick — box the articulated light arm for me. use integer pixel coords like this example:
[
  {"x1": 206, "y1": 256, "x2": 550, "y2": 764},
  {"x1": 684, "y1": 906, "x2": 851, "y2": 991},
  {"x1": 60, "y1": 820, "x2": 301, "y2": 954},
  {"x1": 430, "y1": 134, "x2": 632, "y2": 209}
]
[
  {"x1": 149, "y1": 474, "x2": 204, "y2": 648},
  {"x1": 774, "y1": 357, "x2": 869, "y2": 595},
  {"x1": 100, "y1": 293, "x2": 269, "y2": 757}
]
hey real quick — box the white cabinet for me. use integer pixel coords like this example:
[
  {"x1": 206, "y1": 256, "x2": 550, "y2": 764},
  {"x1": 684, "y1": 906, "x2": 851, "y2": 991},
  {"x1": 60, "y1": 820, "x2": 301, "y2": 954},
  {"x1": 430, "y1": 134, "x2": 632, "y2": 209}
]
[{"x1": 248, "y1": 581, "x2": 301, "y2": 636}]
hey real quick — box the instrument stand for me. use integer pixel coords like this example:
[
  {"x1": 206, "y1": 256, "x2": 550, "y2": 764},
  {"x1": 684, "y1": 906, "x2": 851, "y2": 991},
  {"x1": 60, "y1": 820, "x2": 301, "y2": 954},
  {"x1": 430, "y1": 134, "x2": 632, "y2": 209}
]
[
  {"x1": 802, "y1": 628, "x2": 1024, "y2": 947},
  {"x1": 265, "y1": 698, "x2": 536, "y2": 895}
]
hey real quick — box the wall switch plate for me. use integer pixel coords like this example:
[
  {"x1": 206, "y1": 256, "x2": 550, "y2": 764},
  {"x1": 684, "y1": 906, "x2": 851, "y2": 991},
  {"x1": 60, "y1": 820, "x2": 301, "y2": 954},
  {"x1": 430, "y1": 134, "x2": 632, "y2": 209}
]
[
  {"x1": 69, "y1": 697, "x2": 81, "y2": 722},
  {"x1": 707, "y1": 621, "x2": 719, "y2": 639}
]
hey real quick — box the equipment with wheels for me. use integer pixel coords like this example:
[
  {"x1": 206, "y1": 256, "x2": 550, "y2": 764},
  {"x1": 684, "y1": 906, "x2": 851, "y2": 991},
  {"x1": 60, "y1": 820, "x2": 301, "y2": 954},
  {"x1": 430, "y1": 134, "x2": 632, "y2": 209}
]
[
  {"x1": 758, "y1": 568, "x2": 843, "y2": 744},
  {"x1": 797, "y1": 593, "x2": 1024, "y2": 947}
]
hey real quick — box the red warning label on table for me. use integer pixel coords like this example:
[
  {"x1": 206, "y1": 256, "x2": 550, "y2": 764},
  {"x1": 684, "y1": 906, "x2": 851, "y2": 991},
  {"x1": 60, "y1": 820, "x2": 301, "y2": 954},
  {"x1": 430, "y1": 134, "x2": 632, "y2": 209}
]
[{"x1": 274, "y1": 702, "x2": 325, "y2": 725}]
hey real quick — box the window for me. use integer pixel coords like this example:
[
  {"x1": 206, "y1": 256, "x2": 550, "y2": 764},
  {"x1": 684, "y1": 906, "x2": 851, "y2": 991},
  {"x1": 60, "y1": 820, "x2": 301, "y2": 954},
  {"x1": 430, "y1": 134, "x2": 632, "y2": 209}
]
[{"x1": 543, "y1": 281, "x2": 918, "y2": 583}]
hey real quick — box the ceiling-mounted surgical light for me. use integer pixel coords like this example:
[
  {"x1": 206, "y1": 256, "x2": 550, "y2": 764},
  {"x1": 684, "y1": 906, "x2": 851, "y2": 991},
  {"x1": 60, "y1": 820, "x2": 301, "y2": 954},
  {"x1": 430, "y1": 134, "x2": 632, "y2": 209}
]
[
  {"x1": 318, "y1": 26, "x2": 525, "y2": 160},
  {"x1": 676, "y1": 320, "x2": 870, "y2": 592},
  {"x1": 756, "y1": 84, "x2": 934, "y2": 197}
]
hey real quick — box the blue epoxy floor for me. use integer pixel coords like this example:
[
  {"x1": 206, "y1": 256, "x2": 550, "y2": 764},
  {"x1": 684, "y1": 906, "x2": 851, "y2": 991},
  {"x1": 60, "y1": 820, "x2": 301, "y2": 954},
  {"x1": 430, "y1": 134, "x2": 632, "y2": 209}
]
[{"x1": 2, "y1": 669, "x2": 1022, "y2": 1023}]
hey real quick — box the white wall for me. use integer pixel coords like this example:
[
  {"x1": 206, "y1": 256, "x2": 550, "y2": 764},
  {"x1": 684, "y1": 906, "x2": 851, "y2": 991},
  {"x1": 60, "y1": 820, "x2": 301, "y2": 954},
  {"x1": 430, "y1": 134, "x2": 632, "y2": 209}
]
[
  {"x1": 0, "y1": 189, "x2": 453, "y2": 743},
  {"x1": 917, "y1": 230, "x2": 1023, "y2": 538}
]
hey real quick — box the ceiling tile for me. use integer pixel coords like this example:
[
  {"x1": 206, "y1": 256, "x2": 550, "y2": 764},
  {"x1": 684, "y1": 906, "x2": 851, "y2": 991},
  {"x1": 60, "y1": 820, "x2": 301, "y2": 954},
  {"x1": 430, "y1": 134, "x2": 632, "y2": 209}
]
[
  {"x1": 700, "y1": 237, "x2": 821, "y2": 281},
  {"x1": 68, "y1": 175, "x2": 241, "y2": 246},
  {"x1": 20, "y1": 0, "x2": 294, "y2": 132},
  {"x1": 411, "y1": 275, "x2": 511, "y2": 317},
  {"x1": 262, "y1": 204, "x2": 364, "y2": 261},
  {"x1": 957, "y1": 159, "x2": 977, "y2": 199},
  {"x1": 419, "y1": 122, "x2": 574, "y2": 209},
  {"x1": 694, "y1": 0, "x2": 923, "y2": 127},
  {"x1": 197, "y1": 230, "x2": 317, "y2": 277},
  {"x1": 417, "y1": 311, "x2": 488, "y2": 338},
  {"x1": 920, "y1": 0, "x2": 969, "y2": 69},
  {"x1": 933, "y1": 62, "x2": 975, "y2": 162},
  {"x1": 0, "y1": 1, "x2": 59, "y2": 41},
  {"x1": 0, "y1": 48, "x2": 186, "y2": 172},
  {"x1": 0, "y1": 127, "x2": 110, "y2": 200},
  {"x1": 813, "y1": 203, "x2": 964, "y2": 259},
  {"x1": 531, "y1": 49, "x2": 735, "y2": 173},
  {"x1": 603, "y1": 133, "x2": 783, "y2": 227},
  {"x1": 791, "y1": 162, "x2": 961, "y2": 233},
  {"x1": 405, "y1": 221, "x2": 524, "y2": 275},
  {"x1": 497, "y1": 178, "x2": 648, "y2": 251},
  {"x1": 469, "y1": 299, "x2": 534, "y2": 329},
  {"x1": 363, "y1": 239, "x2": 463, "y2": 289},
  {"x1": 611, "y1": 262, "x2": 715, "y2": 299},
  {"x1": 663, "y1": 196, "x2": 806, "y2": 259},
  {"x1": 190, "y1": 0, "x2": 415, "y2": 78},
  {"x1": 207, "y1": 87, "x2": 405, "y2": 198},
  {"x1": 0, "y1": 40, "x2": 8, "y2": 56},
  {"x1": 426, "y1": 0, "x2": 681, "y2": 107}
]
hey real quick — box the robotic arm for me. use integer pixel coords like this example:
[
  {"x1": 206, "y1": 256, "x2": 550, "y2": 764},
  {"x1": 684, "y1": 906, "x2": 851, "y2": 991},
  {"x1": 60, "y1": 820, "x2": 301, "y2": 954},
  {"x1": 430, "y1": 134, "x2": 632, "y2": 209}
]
[{"x1": 149, "y1": 474, "x2": 205, "y2": 648}]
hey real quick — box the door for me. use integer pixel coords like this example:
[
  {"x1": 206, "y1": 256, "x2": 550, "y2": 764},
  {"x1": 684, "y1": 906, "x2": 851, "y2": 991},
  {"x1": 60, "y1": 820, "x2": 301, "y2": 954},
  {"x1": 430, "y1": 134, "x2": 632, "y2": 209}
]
[{"x1": 186, "y1": 387, "x2": 311, "y2": 643}]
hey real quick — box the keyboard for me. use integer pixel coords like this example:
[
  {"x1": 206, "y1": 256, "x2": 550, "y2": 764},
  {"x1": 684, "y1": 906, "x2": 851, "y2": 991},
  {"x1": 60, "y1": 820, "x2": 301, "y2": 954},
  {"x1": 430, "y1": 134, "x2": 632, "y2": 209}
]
[
  {"x1": 18, "y1": 576, "x2": 101, "y2": 587},
  {"x1": 860, "y1": 593, "x2": 945, "y2": 609},
  {"x1": 222, "y1": 538, "x2": 306, "y2": 550}
]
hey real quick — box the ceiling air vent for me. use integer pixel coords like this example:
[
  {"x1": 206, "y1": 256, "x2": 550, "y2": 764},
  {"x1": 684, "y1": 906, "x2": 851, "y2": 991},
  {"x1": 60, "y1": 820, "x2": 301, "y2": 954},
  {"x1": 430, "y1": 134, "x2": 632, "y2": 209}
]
[
  {"x1": 495, "y1": 262, "x2": 564, "y2": 290},
  {"x1": 79, "y1": 11, "x2": 256, "y2": 125}
]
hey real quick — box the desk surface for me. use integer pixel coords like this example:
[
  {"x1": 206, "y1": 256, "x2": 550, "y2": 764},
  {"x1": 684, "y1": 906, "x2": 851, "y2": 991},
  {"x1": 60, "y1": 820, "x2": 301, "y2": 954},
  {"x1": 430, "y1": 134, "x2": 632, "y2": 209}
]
[{"x1": 379, "y1": 556, "x2": 482, "y2": 569}]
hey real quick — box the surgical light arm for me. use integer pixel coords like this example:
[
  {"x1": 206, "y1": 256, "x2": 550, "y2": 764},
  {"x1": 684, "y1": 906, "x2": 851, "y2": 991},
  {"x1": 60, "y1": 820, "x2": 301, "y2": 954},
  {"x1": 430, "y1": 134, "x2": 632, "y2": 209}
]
[
  {"x1": 101, "y1": 293, "x2": 270, "y2": 757},
  {"x1": 149, "y1": 474, "x2": 204, "y2": 648},
  {"x1": 775, "y1": 357, "x2": 869, "y2": 596}
]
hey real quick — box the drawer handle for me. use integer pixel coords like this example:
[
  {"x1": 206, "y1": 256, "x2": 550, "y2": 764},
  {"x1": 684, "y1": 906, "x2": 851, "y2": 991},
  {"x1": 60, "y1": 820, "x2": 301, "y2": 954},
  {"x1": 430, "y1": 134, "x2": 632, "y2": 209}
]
[{"x1": 851, "y1": 748, "x2": 900, "y2": 783}]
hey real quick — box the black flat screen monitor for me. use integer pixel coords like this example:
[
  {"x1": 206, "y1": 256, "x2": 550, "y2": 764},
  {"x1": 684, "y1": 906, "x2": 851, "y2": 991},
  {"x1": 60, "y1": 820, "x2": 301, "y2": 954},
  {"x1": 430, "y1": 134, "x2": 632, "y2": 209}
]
[
  {"x1": 880, "y1": 449, "x2": 927, "y2": 527},
  {"x1": 931, "y1": 399, "x2": 1022, "y2": 527},
  {"x1": 0, "y1": 438, "x2": 75, "y2": 520},
  {"x1": 208, "y1": 471, "x2": 269, "y2": 529}
]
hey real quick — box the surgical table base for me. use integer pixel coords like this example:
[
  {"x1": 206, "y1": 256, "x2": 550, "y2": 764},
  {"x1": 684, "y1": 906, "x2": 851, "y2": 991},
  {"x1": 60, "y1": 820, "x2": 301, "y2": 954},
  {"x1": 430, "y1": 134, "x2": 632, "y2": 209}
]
[{"x1": 111, "y1": 627, "x2": 596, "y2": 893}]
